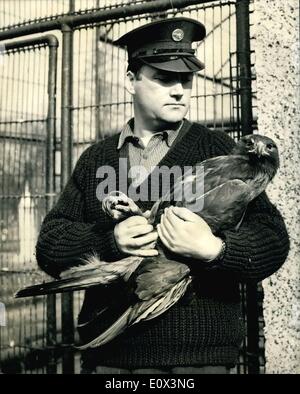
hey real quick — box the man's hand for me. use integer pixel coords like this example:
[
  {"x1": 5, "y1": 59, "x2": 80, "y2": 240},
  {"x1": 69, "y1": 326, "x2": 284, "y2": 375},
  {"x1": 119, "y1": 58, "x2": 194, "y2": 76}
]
[
  {"x1": 114, "y1": 215, "x2": 158, "y2": 257},
  {"x1": 157, "y1": 206, "x2": 223, "y2": 262}
]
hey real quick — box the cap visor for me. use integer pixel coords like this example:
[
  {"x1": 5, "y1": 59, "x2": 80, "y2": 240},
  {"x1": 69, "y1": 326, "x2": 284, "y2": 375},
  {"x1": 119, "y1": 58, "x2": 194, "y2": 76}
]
[{"x1": 140, "y1": 56, "x2": 205, "y2": 73}]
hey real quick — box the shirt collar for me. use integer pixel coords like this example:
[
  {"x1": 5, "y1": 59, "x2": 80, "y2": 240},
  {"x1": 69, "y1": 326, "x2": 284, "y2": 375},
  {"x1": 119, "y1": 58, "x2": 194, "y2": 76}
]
[{"x1": 117, "y1": 118, "x2": 184, "y2": 150}]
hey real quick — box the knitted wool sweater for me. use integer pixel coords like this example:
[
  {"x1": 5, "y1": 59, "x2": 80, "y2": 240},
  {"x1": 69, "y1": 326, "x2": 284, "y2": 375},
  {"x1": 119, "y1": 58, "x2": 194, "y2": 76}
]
[{"x1": 36, "y1": 123, "x2": 289, "y2": 369}]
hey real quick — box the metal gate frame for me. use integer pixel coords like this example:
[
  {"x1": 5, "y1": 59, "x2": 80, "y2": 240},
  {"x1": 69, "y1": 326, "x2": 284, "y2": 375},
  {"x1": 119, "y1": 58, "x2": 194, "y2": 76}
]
[
  {"x1": 0, "y1": 35, "x2": 58, "y2": 373},
  {"x1": 0, "y1": 0, "x2": 260, "y2": 374}
]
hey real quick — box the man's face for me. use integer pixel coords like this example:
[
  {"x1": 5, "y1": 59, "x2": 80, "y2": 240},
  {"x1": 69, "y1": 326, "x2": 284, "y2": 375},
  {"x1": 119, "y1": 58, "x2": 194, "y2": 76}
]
[{"x1": 128, "y1": 65, "x2": 194, "y2": 128}]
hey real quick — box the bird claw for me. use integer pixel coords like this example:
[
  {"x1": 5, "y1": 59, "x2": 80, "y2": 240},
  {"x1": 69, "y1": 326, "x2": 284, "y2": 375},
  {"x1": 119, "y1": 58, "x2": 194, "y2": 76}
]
[{"x1": 102, "y1": 191, "x2": 143, "y2": 220}]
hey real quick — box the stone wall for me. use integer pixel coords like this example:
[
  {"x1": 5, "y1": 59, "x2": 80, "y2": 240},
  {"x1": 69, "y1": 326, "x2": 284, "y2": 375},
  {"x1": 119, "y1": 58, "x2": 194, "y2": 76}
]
[{"x1": 254, "y1": 0, "x2": 300, "y2": 373}]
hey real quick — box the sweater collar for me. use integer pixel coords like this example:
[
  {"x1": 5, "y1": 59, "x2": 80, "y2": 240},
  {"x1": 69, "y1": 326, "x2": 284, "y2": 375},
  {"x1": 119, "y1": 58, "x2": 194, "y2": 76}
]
[{"x1": 117, "y1": 118, "x2": 184, "y2": 150}]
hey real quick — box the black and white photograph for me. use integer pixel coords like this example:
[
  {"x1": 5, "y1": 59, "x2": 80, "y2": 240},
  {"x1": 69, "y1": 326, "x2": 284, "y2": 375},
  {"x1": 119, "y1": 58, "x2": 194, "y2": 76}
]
[{"x1": 0, "y1": 0, "x2": 299, "y2": 376}]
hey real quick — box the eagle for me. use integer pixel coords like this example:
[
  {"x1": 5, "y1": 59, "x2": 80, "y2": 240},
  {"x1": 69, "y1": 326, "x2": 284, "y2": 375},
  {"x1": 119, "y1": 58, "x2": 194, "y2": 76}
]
[{"x1": 16, "y1": 134, "x2": 280, "y2": 349}]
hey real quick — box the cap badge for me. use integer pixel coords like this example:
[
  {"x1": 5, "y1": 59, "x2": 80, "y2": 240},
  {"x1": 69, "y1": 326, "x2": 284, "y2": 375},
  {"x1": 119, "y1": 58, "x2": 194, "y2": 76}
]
[{"x1": 172, "y1": 28, "x2": 184, "y2": 42}]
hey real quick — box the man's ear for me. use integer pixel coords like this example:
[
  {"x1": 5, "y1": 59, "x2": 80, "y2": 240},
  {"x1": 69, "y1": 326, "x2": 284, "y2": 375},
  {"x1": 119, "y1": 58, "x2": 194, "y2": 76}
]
[{"x1": 125, "y1": 71, "x2": 136, "y2": 95}]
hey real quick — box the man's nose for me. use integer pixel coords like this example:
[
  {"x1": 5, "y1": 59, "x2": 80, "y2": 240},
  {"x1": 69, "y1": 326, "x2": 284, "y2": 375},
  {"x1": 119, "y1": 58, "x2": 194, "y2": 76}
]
[{"x1": 170, "y1": 81, "x2": 184, "y2": 97}]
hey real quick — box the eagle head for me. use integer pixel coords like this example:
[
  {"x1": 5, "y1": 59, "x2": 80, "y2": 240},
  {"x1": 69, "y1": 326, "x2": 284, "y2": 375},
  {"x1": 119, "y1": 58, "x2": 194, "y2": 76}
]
[{"x1": 232, "y1": 134, "x2": 280, "y2": 179}]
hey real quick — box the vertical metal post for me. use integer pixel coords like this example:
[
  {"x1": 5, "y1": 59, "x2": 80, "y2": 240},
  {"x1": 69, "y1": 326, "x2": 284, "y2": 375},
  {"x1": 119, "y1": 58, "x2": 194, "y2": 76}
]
[
  {"x1": 61, "y1": 25, "x2": 74, "y2": 187},
  {"x1": 236, "y1": 1, "x2": 259, "y2": 373},
  {"x1": 61, "y1": 20, "x2": 74, "y2": 374},
  {"x1": 46, "y1": 36, "x2": 59, "y2": 374},
  {"x1": 95, "y1": 0, "x2": 102, "y2": 141},
  {"x1": 236, "y1": 0, "x2": 253, "y2": 136}
]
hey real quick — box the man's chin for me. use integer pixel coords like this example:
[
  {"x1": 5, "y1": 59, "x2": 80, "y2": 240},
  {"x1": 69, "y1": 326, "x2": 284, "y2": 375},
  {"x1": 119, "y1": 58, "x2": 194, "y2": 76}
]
[
  {"x1": 152, "y1": 120, "x2": 183, "y2": 133},
  {"x1": 159, "y1": 113, "x2": 186, "y2": 125}
]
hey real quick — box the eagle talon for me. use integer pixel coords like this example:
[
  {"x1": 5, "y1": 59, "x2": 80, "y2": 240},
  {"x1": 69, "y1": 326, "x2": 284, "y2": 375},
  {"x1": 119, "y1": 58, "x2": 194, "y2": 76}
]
[{"x1": 102, "y1": 191, "x2": 143, "y2": 220}]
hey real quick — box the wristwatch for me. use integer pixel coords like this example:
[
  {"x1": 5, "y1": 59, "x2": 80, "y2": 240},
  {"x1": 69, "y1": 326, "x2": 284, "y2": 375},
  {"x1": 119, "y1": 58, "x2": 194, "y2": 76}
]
[
  {"x1": 215, "y1": 238, "x2": 226, "y2": 262},
  {"x1": 207, "y1": 238, "x2": 226, "y2": 264}
]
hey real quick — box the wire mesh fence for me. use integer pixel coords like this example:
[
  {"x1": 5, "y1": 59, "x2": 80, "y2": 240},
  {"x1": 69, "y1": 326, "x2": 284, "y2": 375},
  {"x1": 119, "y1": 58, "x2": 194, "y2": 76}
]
[
  {"x1": 0, "y1": 0, "x2": 262, "y2": 374},
  {"x1": 0, "y1": 39, "x2": 55, "y2": 373},
  {"x1": 0, "y1": 0, "x2": 157, "y2": 32}
]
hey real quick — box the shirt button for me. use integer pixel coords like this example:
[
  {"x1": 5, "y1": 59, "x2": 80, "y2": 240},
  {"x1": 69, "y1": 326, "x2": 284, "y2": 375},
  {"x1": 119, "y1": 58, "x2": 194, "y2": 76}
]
[{"x1": 143, "y1": 152, "x2": 148, "y2": 159}]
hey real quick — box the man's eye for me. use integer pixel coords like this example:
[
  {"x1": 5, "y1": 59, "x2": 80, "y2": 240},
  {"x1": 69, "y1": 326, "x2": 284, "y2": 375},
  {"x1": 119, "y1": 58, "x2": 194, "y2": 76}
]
[
  {"x1": 154, "y1": 75, "x2": 193, "y2": 84},
  {"x1": 155, "y1": 76, "x2": 170, "y2": 82},
  {"x1": 182, "y1": 77, "x2": 193, "y2": 84}
]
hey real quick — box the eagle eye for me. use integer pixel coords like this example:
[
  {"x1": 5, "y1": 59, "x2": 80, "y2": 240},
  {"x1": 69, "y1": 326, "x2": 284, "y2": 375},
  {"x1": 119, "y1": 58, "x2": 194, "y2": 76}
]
[{"x1": 245, "y1": 139, "x2": 253, "y2": 147}]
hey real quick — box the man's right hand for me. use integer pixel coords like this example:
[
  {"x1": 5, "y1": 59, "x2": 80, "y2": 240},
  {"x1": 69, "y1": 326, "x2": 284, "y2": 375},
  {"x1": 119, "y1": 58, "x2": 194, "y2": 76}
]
[{"x1": 114, "y1": 216, "x2": 158, "y2": 257}]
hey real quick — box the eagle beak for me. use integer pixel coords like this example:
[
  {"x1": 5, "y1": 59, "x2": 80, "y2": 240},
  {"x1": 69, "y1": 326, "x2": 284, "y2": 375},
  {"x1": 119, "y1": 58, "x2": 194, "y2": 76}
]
[{"x1": 255, "y1": 141, "x2": 268, "y2": 157}]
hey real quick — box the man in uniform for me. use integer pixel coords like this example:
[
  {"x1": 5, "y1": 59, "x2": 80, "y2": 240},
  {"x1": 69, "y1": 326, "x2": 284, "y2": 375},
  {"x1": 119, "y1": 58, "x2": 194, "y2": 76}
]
[{"x1": 36, "y1": 18, "x2": 289, "y2": 374}]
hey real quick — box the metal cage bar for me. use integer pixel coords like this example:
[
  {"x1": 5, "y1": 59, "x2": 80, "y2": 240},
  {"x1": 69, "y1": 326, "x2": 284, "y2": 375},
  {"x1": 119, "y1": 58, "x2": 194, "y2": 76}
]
[
  {"x1": 0, "y1": 0, "x2": 214, "y2": 41},
  {"x1": 60, "y1": 1, "x2": 75, "y2": 375},
  {"x1": 236, "y1": 0, "x2": 253, "y2": 136},
  {"x1": 236, "y1": 0, "x2": 260, "y2": 374}
]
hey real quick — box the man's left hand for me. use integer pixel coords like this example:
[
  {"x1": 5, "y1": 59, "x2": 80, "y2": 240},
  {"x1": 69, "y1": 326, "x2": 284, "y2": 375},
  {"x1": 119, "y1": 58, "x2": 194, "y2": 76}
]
[{"x1": 157, "y1": 206, "x2": 223, "y2": 262}]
